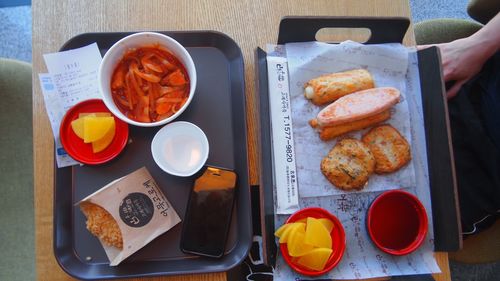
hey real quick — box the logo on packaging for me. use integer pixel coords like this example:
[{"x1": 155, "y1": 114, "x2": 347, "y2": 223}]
[{"x1": 119, "y1": 192, "x2": 154, "y2": 227}]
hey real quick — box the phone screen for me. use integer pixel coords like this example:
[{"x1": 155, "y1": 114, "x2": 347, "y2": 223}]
[{"x1": 180, "y1": 166, "x2": 237, "y2": 257}]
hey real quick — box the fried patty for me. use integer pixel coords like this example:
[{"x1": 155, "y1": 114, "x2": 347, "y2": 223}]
[
  {"x1": 321, "y1": 138, "x2": 375, "y2": 190},
  {"x1": 80, "y1": 202, "x2": 123, "y2": 249},
  {"x1": 361, "y1": 124, "x2": 411, "y2": 174}
]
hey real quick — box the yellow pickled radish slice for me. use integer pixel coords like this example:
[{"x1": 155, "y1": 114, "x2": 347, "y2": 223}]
[
  {"x1": 92, "y1": 121, "x2": 116, "y2": 153},
  {"x1": 72, "y1": 113, "x2": 113, "y2": 140},
  {"x1": 83, "y1": 116, "x2": 115, "y2": 143},
  {"x1": 279, "y1": 222, "x2": 305, "y2": 244},
  {"x1": 288, "y1": 229, "x2": 314, "y2": 257},
  {"x1": 318, "y1": 218, "x2": 334, "y2": 233},
  {"x1": 275, "y1": 223, "x2": 292, "y2": 238},
  {"x1": 304, "y1": 217, "x2": 332, "y2": 248},
  {"x1": 71, "y1": 117, "x2": 86, "y2": 139},
  {"x1": 296, "y1": 248, "x2": 333, "y2": 271},
  {"x1": 79, "y1": 112, "x2": 111, "y2": 118}
]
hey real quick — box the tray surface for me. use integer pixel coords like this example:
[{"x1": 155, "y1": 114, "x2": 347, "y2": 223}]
[
  {"x1": 257, "y1": 16, "x2": 459, "y2": 268},
  {"x1": 54, "y1": 31, "x2": 252, "y2": 280}
]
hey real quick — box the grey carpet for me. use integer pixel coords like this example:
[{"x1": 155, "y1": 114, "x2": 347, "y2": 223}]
[
  {"x1": 410, "y1": 0, "x2": 470, "y2": 22},
  {"x1": 0, "y1": 5, "x2": 32, "y2": 62}
]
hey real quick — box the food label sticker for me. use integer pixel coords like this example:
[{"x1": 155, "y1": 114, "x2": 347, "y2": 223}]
[
  {"x1": 119, "y1": 192, "x2": 155, "y2": 227},
  {"x1": 266, "y1": 53, "x2": 300, "y2": 214}
]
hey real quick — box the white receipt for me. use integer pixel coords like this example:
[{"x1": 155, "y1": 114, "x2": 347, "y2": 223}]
[
  {"x1": 38, "y1": 74, "x2": 78, "y2": 167},
  {"x1": 39, "y1": 43, "x2": 103, "y2": 167}
]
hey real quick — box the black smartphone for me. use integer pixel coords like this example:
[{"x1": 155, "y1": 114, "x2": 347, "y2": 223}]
[{"x1": 180, "y1": 166, "x2": 237, "y2": 258}]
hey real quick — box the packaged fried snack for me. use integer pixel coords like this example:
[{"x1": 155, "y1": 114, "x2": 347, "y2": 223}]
[
  {"x1": 80, "y1": 202, "x2": 123, "y2": 249},
  {"x1": 77, "y1": 167, "x2": 181, "y2": 266}
]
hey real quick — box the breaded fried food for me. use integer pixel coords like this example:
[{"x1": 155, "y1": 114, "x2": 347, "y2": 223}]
[
  {"x1": 361, "y1": 125, "x2": 411, "y2": 174},
  {"x1": 316, "y1": 87, "x2": 400, "y2": 127},
  {"x1": 321, "y1": 138, "x2": 375, "y2": 191},
  {"x1": 80, "y1": 202, "x2": 123, "y2": 249},
  {"x1": 310, "y1": 109, "x2": 391, "y2": 141},
  {"x1": 304, "y1": 69, "x2": 374, "y2": 105}
]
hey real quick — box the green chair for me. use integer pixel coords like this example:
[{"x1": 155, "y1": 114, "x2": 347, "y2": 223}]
[
  {"x1": 0, "y1": 58, "x2": 35, "y2": 280},
  {"x1": 414, "y1": 0, "x2": 500, "y2": 265},
  {"x1": 414, "y1": 0, "x2": 500, "y2": 45},
  {"x1": 415, "y1": 18, "x2": 483, "y2": 45}
]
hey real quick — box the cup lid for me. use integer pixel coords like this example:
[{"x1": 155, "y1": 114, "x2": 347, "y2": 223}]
[{"x1": 151, "y1": 121, "x2": 209, "y2": 177}]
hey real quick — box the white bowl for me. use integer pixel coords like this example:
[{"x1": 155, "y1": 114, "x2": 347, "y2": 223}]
[
  {"x1": 151, "y1": 121, "x2": 209, "y2": 177},
  {"x1": 99, "y1": 32, "x2": 197, "y2": 127}
]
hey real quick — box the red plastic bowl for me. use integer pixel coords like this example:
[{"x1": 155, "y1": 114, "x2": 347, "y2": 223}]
[
  {"x1": 60, "y1": 99, "x2": 129, "y2": 165},
  {"x1": 367, "y1": 189, "x2": 428, "y2": 255},
  {"x1": 280, "y1": 207, "x2": 346, "y2": 277}
]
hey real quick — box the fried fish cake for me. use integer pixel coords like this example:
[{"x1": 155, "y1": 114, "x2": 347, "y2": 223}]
[
  {"x1": 304, "y1": 69, "x2": 374, "y2": 105},
  {"x1": 321, "y1": 138, "x2": 375, "y2": 191},
  {"x1": 316, "y1": 87, "x2": 400, "y2": 127},
  {"x1": 309, "y1": 109, "x2": 391, "y2": 141},
  {"x1": 80, "y1": 202, "x2": 123, "y2": 249},
  {"x1": 361, "y1": 124, "x2": 411, "y2": 174}
]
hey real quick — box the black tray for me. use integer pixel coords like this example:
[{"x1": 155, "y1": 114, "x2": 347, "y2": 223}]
[
  {"x1": 54, "y1": 31, "x2": 252, "y2": 280},
  {"x1": 257, "y1": 17, "x2": 460, "y2": 267}
]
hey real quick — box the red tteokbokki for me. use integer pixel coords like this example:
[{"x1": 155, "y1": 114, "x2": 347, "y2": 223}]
[{"x1": 110, "y1": 45, "x2": 190, "y2": 123}]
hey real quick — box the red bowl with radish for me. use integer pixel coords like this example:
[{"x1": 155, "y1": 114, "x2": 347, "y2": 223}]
[{"x1": 276, "y1": 207, "x2": 346, "y2": 277}]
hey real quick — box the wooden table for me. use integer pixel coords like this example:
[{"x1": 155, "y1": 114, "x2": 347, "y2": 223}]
[{"x1": 32, "y1": 0, "x2": 451, "y2": 280}]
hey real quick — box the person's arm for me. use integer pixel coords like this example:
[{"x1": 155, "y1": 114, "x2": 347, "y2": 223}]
[{"x1": 420, "y1": 12, "x2": 500, "y2": 99}]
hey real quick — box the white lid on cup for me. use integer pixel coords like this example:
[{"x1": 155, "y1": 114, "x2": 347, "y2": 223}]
[{"x1": 151, "y1": 121, "x2": 209, "y2": 177}]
